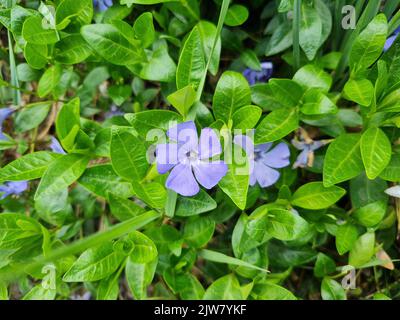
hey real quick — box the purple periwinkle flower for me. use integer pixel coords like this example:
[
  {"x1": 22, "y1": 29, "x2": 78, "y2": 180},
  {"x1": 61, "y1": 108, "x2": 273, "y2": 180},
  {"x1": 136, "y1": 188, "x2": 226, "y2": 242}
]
[
  {"x1": 0, "y1": 107, "x2": 15, "y2": 140},
  {"x1": 50, "y1": 137, "x2": 66, "y2": 154},
  {"x1": 292, "y1": 139, "x2": 328, "y2": 169},
  {"x1": 105, "y1": 105, "x2": 124, "y2": 119},
  {"x1": 234, "y1": 135, "x2": 290, "y2": 188},
  {"x1": 156, "y1": 121, "x2": 228, "y2": 197},
  {"x1": 93, "y1": 0, "x2": 113, "y2": 12},
  {"x1": 243, "y1": 62, "x2": 273, "y2": 85},
  {"x1": 0, "y1": 181, "x2": 28, "y2": 199},
  {"x1": 384, "y1": 26, "x2": 400, "y2": 52}
]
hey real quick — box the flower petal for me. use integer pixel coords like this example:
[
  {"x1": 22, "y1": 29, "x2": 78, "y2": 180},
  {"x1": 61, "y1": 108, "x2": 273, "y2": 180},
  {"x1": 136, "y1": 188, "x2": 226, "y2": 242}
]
[
  {"x1": 193, "y1": 160, "x2": 228, "y2": 189},
  {"x1": 50, "y1": 137, "x2": 66, "y2": 154},
  {"x1": 385, "y1": 186, "x2": 400, "y2": 198},
  {"x1": 254, "y1": 161, "x2": 280, "y2": 188},
  {"x1": 233, "y1": 135, "x2": 255, "y2": 157},
  {"x1": 261, "y1": 143, "x2": 290, "y2": 168},
  {"x1": 199, "y1": 128, "x2": 222, "y2": 159},
  {"x1": 156, "y1": 143, "x2": 179, "y2": 174},
  {"x1": 255, "y1": 143, "x2": 272, "y2": 153},
  {"x1": 293, "y1": 149, "x2": 309, "y2": 169},
  {"x1": 166, "y1": 163, "x2": 199, "y2": 196},
  {"x1": 167, "y1": 121, "x2": 198, "y2": 154}
]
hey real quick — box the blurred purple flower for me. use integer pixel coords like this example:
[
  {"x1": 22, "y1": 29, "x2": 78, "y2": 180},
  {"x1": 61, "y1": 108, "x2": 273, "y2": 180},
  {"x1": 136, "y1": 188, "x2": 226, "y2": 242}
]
[
  {"x1": 234, "y1": 135, "x2": 290, "y2": 188},
  {"x1": 50, "y1": 137, "x2": 66, "y2": 154},
  {"x1": 105, "y1": 105, "x2": 124, "y2": 119},
  {"x1": 0, "y1": 107, "x2": 15, "y2": 140},
  {"x1": 292, "y1": 139, "x2": 328, "y2": 169},
  {"x1": 384, "y1": 26, "x2": 400, "y2": 52},
  {"x1": 93, "y1": 0, "x2": 113, "y2": 11},
  {"x1": 0, "y1": 181, "x2": 28, "y2": 199},
  {"x1": 156, "y1": 121, "x2": 228, "y2": 196},
  {"x1": 243, "y1": 62, "x2": 273, "y2": 85}
]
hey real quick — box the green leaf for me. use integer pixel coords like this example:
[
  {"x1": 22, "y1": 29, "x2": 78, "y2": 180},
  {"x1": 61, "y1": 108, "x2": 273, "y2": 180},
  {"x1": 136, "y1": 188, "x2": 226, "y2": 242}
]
[
  {"x1": 110, "y1": 128, "x2": 149, "y2": 182},
  {"x1": 314, "y1": 253, "x2": 336, "y2": 278},
  {"x1": 108, "y1": 193, "x2": 146, "y2": 221},
  {"x1": 293, "y1": 64, "x2": 332, "y2": 92},
  {"x1": 128, "y1": 231, "x2": 158, "y2": 264},
  {"x1": 343, "y1": 78, "x2": 374, "y2": 106},
  {"x1": 251, "y1": 282, "x2": 297, "y2": 300},
  {"x1": 126, "y1": 257, "x2": 157, "y2": 300},
  {"x1": 360, "y1": 127, "x2": 392, "y2": 179},
  {"x1": 267, "y1": 79, "x2": 304, "y2": 108},
  {"x1": 301, "y1": 89, "x2": 337, "y2": 115},
  {"x1": 163, "y1": 269, "x2": 204, "y2": 300},
  {"x1": 224, "y1": 4, "x2": 249, "y2": 27},
  {"x1": 81, "y1": 22, "x2": 145, "y2": 65},
  {"x1": 203, "y1": 274, "x2": 243, "y2": 300},
  {"x1": 96, "y1": 274, "x2": 119, "y2": 300},
  {"x1": 78, "y1": 164, "x2": 134, "y2": 199},
  {"x1": 218, "y1": 142, "x2": 249, "y2": 210},
  {"x1": 183, "y1": 217, "x2": 215, "y2": 248},
  {"x1": 38, "y1": 65, "x2": 62, "y2": 98},
  {"x1": 335, "y1": 224, "x2": 359, "y2": 255},
  {"x1": 0, "y1": 151, "x2": 60, "y2": 182},
  {"x1": 323, "y1": 133, "x2": 364, "y2": 186},
  {"x1": 350, "y1": 14, "x2": 388, "y2": 72},
  {"x1": 321, "y1": 278, "x2": 346, "y2": 300},
  {"x1": 128, "y1": 44, "x2": 176, "y2": 82},
  {"x1": 291, "y1": 182, "x2": 346, "y2": 210},
  {"x1": 167, "y1": 85, "x2": 196, "y2": 117},
  {"x1": 133, "y1": 12, "x2": 155, "y2": 48},
  {"x1": 131, "y1": 182, "x2": 166, "y2": 209},
  {"x1": 299, "y1": 3, "x2": 322, "y2": 60},
  {"x1": 55, "y1": 0, "x2": 93, "y2": 29},
  {"x1": 55, "y1": 98, "x2": 80, "y2": 152},
  {"x1": 232, "y1": 105, "x2": 262, "y2": 130},
  {"x1": 24, "y1": 43, "x2": 48, "y2": 69},
  {"x1": 15, "y1": 102, "x2": 51, "y2": 132},
  {"x1": 353, "y1": 200, "x2": 386, "y2": 227},
  {"x1": 175, "y1": 189, "x2": 217, "y2": 217},
  {"x1": 22, "y1": 16, "x2": 59, "y2": 45},
  {"x1": 266, "y1": 208, "x2": 298, "y2": 241},
  {"x1": 213, "y1": 71, "x2": 251, "y2": 123},
  {"x1": 55, "y1": 34, "x2": 92, "y2": 64},
  {"x1": 349, "y1": 232, "x2": 375, "y2": 267},
  {"x1": 35, "y1": 154, "x2": 90, "y2": 200},
  {"x1": 125, "y1": 110, "x2": 182, "y2": 138},
  {"x1": 380, "y1": 153, "x2": 400, "y2": 181},
  {"x1": 23, "y1": 284, "x2": 56, "y2": 300},
  {"x1": 63, "y1": 242, "x2": 125, "y2": 282},
  {"x1": 176, "y1": 26, "x2": 205, "y2": 90},
  {"x1": 255, "y1": 108, "x2": 299, "y2": 144}
]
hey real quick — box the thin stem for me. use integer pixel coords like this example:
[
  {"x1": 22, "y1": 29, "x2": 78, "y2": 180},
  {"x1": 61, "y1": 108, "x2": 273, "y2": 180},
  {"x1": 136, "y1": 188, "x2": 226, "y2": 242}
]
[
  {"x1": 196, "y1": 0, "x2": 230, "y2": 102},
  {"x1": 7, "y1": 31, "x2": 21, "y2": 106},
  {"x1": 0, "y1": 210, "x2": 161, "y2": 284},
  {"x1": 293, "y1": 0, "x2": 301, "y2": 71}
]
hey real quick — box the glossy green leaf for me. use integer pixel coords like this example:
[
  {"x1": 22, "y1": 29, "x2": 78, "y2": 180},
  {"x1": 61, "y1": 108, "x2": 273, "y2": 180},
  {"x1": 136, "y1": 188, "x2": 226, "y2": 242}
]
[
  {"x1": 343, "y1": 78, "x2": 374, "y2": 107},
  {"x1": 175, "y1": 189, "x2": 217, "y2": 217},
  {"x1": 255, "y1": 108, "x2": 299, "y2": 144},
  {"x1": 323, "y1": 133, "x2": 364, "y2": 186},
  {"x1": 0, "y1": 152, "x2": 60, "y2": 182},
  {"x1": 321, "y1": 278, "x2": 346, "y2": 300},
  {"x1": 291, "y1": 182, "x2": 346, "y2": 210},
  {"x1": 349, "y1": 232, "x2": 375, "y2": 268},
  {"x1": 213, "y1": 71, "x2": 251, "y2": 123},
  {"x1": 35, "y1": 154, "x2": 90, "y2": 200},
  {"x1": 360, "y1": 127, "x2": 392, "y2": 179}
]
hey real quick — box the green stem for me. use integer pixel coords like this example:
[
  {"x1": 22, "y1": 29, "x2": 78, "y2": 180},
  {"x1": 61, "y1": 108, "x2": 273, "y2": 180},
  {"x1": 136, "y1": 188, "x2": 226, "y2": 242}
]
[
  {"x1": 335, "y1": 0, "x2": 382, "y2": 84},
  {"x1": 389, "y1": 9, "x2": 400, "y2": 35},
  {"x1": 7, "y1": 31, "x2": 21, "y2": 106},
  {"x1": 0, "y1": 210, "x2": 161, "y2": 284},
  {"x1": 384, "y1": 0, "x2": 400, "y2": 19},
  {"x1": 293, "y1": 0, "x2": 301, "y2": 71},
  {"x1": 196, "y1": 0, "x2": 230, "y2": 102}
]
